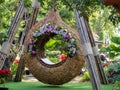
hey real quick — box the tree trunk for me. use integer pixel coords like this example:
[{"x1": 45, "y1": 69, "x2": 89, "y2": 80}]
[{"x1": 14, "y1": 58, "x2": 25, "y2": 82}]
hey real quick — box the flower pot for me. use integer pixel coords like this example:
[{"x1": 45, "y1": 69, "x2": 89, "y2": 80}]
[{"x1": 0, "y1": 87, "x2": 9, "y2": 90}]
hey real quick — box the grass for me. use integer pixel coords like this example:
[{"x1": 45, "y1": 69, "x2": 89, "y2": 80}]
[{"x1": 0, "y1": 81, "x2": 112, "y2": 90}]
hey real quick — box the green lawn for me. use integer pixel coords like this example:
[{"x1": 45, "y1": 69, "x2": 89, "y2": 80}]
[{"x1": 0, "y1": 82, "x2": 112, "y2": 90}]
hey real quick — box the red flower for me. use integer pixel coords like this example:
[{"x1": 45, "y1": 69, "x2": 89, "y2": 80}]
[
  {"x1": 13, "y1": 60, "x2": 19, "y2": 65},
  {"x1": 60, "y1": 54, "x2": 67, "y2": 61},
  {"x1": 0, "y1": 70, "x2": 2, "y2": 74},
  {"x1": 0, "y1": 69, "x2": 11, "y2": 76}
]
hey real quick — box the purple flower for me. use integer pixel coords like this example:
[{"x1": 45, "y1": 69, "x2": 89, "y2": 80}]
[
  {"x1": 72, "y1": 45, "x2": 75, "y2": 47},
  {"x1": 72, "y1": 48, "x2": 76, "y2": 54},
  {"x1": 64, "y1": 33, "x2": 70, "y2": 39},
  {"x1": 46, "y1": 26, "x2": 51, "y2": 29},
  {"x1": 47, "y1": 29, "x2": 51, "y2": 32},
  {"x1": 51, "y1": 26, "x2": 55, "y2": 29},
  {"x1": 29, "y1": 45, "x2": 33, "y2": 51},
  {"x1": 29, "y1": 39, "x2": 34, "y2": 44},
  {"x1": 56, "y1": 28, "x2": 58, "y2": 30},
  {"x1": 31, "y1": 50, "x2": 36, "y2": 55}
]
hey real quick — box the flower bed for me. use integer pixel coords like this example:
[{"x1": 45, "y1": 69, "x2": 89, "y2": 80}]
[{"x1": 0, "y1": 69, "x2": 11, "y2": 88}]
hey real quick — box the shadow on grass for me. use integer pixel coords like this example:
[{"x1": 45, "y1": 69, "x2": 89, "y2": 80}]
[{"x1": 36, "y1": 84, "x2": 91, "y2": 90}]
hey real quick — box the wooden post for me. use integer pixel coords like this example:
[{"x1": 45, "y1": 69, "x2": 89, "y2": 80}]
[
  {"x1": 14, "y1": 0, "x2": 40, "y2": 82},
  {"x1": 0, "y1": 1, "x2": 25, "y2": 70},
  {"x1": 74, "y1": 10, "x2": 102, "y2": 90},
  {"x1": 84, "y1": 19, "x2": 109, "y2": 84},
  {"x1": 8, "y1": 1, "x2": 25, "y2": 43}
]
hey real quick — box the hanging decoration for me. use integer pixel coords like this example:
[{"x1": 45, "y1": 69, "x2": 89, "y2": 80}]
[{"x1": 24, "y1": 8, "x2": 85, "y2": 85}]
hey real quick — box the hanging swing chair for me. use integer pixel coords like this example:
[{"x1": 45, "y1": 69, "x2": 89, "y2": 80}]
[{"x1": 23, "y1": 8, "x2": 85, "y2": 85}]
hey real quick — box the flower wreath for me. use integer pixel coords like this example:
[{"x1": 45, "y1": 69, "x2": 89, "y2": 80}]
[{"x1": 28, "y1": 24, "x2": 78, "y2": 58}]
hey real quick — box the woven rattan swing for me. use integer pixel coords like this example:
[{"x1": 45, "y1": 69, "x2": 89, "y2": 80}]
[{"x1": 23, "y1": 8, "x2": 85, "y2": 85}]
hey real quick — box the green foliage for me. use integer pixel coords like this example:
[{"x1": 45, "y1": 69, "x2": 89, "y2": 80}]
[
  {"x1": 111, "y1": 36, "x2": 120, "y2": 44},
  {"x1": 0, "y1": 32, "x2": 7, "y2": 45},
  {"x1": 99, "y1": 31, "x2": 104, "y2": 41},
  {"x1": 113, "y1": 81, "x2": 120, "y2": 90},
  {"x1": 0, "y1": 0, "x2": 18, "y2": 44},
  {"x1": 45, "y1": 39, "x2": 58, "y2": 49},
  {"x1": 0, "y1": 0, "x2": 119, "y2": 52},
  {"x1": 59, "y1": 8, "x2": 75, "y2": 28},
  {"x1": 38, "y1": 0, "x2": 102, "y2": 19},
  {"x1": 46, "y1": 51, "x2": 61, "y2": 57},
  {"x1": 10, "y1": 60, "x2": 19, "y2": 76},
  {"x1": 108, "y1": 63, "x2": 120, "y2": 73},
  {"x1": 109, "y1": 8, "x2": 120, "y2": 26},
  {"x1": 0, "y1": 0, "x2": 5, "y2": 4},
  {"x1": 81, "y1": 71, "x2": 90, "y2": 81},
  {"x1": 72, "y1": 0, "x2": 101, "y2": 19},
  {"x1": 106, "y1": 62, "x2": 120, "y2": 83},
  {"x1": 44, "y1": 35, "x2": 68, "y2": 63},
  {"x1": 100, "y1": 45, "x2": 120, "y2": 59},
  {"x1": 89, "y1": 7, "x2": 115, "y2": 43},
  {"x1": 100, "y1": 36, "x2": 120, "y2": 59},
  {"x1": 10, "y1": 64, "x2": 18, "y2": 76},
  {"x1": 45, "y1": 35, "x2": 67, "y2": 52},
  {"x1": 46, "y1": 51, "x2": 61, "y2": 63},
  {"x1": 24, "y1": 0, "x2": 32, "y2": 13}
]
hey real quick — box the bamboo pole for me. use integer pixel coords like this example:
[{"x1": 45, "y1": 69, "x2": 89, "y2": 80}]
[
  {"x1": 8, "y1": 1, "x2": 25, "y2": 43},
  {"x1": 0, "y1": 1, "x2": 25, "y2": 70},
  {"x1": 84, "y1": 19, "x2": 109, "y2": 84},
  {"x1": 14, "y1": 0, "x2": 40, "y2": 82},
  {"x1": 0, "y1": 51, "x2": 7, "y2": 67},
  {"x1": 74, "y1": 10, "x2": 102, "y2": 90}
]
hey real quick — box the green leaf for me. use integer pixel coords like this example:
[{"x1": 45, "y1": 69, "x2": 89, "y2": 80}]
[
  {"x1": 45, "y1": 39, "x2": 57, "y2": 49},
  {"x1": 0, "y1": 0, "x2": 5, "y2": 4}
]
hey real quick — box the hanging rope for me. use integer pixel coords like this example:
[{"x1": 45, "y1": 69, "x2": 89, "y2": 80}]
[{"x1": 50, "y1": 0, "x2": 58, "y2": 11}]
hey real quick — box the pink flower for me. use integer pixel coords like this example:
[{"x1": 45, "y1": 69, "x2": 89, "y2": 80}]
[
  {"x1": 64, "y1": 33, "x2": 70, "y2": 39},
  {"x1": 31, "y1": 50, "x2": 36, "y2": 55},
  {"x1": 29, "y1": 39, "x2": 34, "y2": 44}
]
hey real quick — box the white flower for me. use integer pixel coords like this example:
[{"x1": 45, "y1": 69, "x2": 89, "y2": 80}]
[{"x1": 71, "y1": 38, "x2": 75, "y2": 43}]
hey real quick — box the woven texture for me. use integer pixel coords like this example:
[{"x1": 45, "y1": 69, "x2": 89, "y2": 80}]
[{"x1": 24, "y1": 9, "x2": 85, "y2": 85}]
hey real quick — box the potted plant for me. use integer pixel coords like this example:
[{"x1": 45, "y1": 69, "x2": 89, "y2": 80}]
[{"x1": 0, "y1": 69, "x2": 11, "y2": 90}]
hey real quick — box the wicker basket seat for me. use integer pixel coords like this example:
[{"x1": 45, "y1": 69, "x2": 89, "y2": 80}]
[{"x1": 24, "y1": 9, "x2": 85, "y2": 85}]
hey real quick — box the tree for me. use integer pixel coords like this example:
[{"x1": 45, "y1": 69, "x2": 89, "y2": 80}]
[
  {"x1": 0, "y1": 0, "x2": 120, "y2": 46},
  {"x1": 89, "y1": 7, "x2": 115, "y2": 42}
]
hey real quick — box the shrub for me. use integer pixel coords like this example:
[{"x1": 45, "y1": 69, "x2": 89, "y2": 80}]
[
  {"x1": 81, "y1": 71, "x2": 90, "y2": 81},
  {"x1": 113, "y1": 81, "x2": 120, "y2": 90}
]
